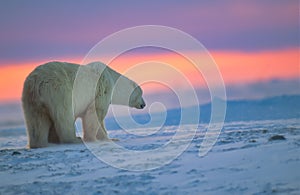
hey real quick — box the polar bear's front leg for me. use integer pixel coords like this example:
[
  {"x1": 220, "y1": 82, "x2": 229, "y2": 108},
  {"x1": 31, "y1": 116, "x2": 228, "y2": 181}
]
[
  {"x1": 82, "y1": 103, "x2": 108, "y2": 142},
  {"x1": 95, "y1": 120, "x2": 108, "y2": 140},
  {"x1": 82, "y1": 105, "x2": 102, "y2": 142},
  {"x1": 96, "y1": 120, "x2": 119, "y2": 141},
  {"x1": 94, "y1": 99, "x2": 119, "y2": 141}
]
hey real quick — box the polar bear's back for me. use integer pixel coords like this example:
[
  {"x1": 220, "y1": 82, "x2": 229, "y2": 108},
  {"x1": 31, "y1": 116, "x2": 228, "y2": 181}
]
[
  {"x1": 22, "y1": 62, "x2": 80, "y2": 106},
  {"x1": 29, "y1": 61, "x2": 79, "y2": 83}
]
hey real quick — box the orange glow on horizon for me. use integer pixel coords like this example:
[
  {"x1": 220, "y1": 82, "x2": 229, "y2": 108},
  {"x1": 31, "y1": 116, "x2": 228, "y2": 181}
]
[
  {"x1": 0, "y1": 64, "x2": 36, "y2": 103},
  {"x1": 108, "y1": 48, "x2": 299, "y2": 93},
  {"x1": 0, "y1": 48, "x2": 298, "y2": 103},
  {"x1": 212, "y1": 49, "x2": 299, "y2": 84},
  {"x1": 0, "y1": 58, "x2": 82, "y2": 103}
]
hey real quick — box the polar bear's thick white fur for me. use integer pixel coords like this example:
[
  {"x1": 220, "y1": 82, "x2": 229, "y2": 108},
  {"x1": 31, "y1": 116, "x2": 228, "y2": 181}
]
[{"x1": 22, "y1": 61, "x2": 145, "y2": 148}]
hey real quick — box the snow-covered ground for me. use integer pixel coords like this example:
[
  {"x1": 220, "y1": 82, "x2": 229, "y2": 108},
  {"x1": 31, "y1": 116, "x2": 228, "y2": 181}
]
[{"x1": 0, "y1": 118, "x2": 299, "y2": 194}]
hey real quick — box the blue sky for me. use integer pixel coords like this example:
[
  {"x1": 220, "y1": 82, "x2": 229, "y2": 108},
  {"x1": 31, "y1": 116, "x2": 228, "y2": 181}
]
[{"x1": 0, "y1": 0, "x2": 298, "y2": 63}]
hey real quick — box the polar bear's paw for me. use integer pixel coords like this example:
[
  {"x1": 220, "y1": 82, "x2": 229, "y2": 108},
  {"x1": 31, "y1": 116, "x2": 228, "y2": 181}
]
[
  {"x1": 109, "y1": 138, "x2": 119, "y2": 142},
  {"x1": 75, "y1": 137, "x2": 83, "y2": 143}
]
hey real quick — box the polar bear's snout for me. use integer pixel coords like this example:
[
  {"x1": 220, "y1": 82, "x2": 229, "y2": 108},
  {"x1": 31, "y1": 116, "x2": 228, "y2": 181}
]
[
  {"x1": 139, "y1": 99, "x2": 146, "y2": 109},
  {"x1": 134, "y1": 97, "x2": 146, "y2": 109}
]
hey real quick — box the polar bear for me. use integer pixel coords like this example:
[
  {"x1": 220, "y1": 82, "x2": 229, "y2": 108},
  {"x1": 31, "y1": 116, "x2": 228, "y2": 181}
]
[{"x1": 22, "y1": 61, "x2": 145, "y2": 148}]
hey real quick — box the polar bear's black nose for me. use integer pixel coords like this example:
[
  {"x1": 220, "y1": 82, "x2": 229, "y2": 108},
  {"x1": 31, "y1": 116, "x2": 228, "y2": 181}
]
[{"x1": 140, "y1": 103, "x2": 146, "y2": 109}]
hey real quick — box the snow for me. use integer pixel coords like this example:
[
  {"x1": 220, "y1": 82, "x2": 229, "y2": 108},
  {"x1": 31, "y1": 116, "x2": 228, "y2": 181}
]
[{"x1": 0, "y1": 118, "x2": 299, "y2": 194}]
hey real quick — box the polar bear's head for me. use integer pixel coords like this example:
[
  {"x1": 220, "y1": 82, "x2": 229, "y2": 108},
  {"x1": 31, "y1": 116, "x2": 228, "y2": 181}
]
[
  {"x1": 129, "y1": 85, "x2": 146, "y2": 109},
  {"x1": 85, "y1": 62, "x2": 146, "y2": 109},
  {"x1": 110, "y1": 71, "x2": 146, "y2": 110}
]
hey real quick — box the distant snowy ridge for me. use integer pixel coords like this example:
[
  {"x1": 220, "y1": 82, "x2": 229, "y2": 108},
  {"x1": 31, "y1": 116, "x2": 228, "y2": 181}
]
[
  {"x1": 0, "y1": 95, "x2": 299, "y2": 130},
  {"x1": 105, "y1": 95, "x2": 300, "y2": 130}
]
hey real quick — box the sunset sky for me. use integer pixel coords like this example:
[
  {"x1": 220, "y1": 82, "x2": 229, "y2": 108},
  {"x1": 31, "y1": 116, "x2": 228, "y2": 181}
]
[{"x1": 0, "y1": 0, "x2": 299, "y2": 104}]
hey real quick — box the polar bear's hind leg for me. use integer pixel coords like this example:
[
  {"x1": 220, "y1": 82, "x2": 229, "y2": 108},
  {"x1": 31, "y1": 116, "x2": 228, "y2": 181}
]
[
  {"x1": 48, "y1": 123, "x2": 60, "y2": 143},
  {"x1": 24, "y1": 107, "x2": 51, "y2": 148},
  {"x1": 51, "y1": 113, "x2": 80, "y2": 144}
]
